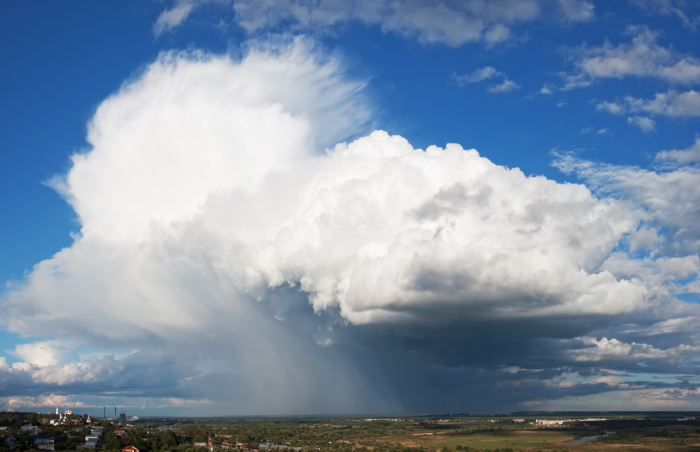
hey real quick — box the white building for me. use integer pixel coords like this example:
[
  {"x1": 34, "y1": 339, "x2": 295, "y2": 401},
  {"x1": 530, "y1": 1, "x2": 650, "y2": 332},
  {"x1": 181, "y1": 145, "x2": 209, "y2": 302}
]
[
  {"x1": 85, "y1": 435, "x2": 100, "y2": 443},
  {"x1": 536, "y1": 419, "x2": 566, "y2": 426}
]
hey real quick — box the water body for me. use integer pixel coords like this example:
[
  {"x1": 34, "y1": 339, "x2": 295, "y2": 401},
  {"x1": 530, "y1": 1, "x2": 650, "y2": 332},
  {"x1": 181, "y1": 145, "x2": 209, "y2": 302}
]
[{"x1": 567, "y1": 432, "x2": 615, "y2": 444}]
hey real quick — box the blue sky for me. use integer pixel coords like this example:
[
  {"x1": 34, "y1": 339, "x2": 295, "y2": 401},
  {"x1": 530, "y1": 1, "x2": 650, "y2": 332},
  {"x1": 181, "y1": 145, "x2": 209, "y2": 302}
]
[{"x1": 1, "y1": 0, "x2": 700, "y2": 415}]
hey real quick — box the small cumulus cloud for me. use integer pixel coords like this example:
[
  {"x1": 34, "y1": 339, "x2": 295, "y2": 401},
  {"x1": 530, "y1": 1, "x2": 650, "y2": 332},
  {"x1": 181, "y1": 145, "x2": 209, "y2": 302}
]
[
  {"x1": 628, "y1": 116, "x2": 656, "y2": 132},
  {"x1": 487, "y1": 79, "x2": 520, "y2": 93},
  {"x1": 557, "y1": 0, "x2": 595, "y2": 22},
  {"x1": 454, "y1": 66, "x2": 501, "y2": 85}
]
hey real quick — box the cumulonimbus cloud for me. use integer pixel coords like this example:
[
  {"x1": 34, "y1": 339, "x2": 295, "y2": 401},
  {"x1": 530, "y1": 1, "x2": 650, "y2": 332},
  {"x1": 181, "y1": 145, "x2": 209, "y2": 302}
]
[{"x1": 2, "y1": 36, "x2": 700, "y2": 413}]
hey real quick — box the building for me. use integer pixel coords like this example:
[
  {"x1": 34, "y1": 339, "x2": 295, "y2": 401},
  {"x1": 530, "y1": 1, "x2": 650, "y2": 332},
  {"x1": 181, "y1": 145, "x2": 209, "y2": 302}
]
[
  {"x1": 510, "y1": 419, "x2": 525, "y2": 424},
  {"x1": 194, "y1": 436, "x2": 214, "y2": 451},
  {"x1": 21, "y1": 425, "x2": 41, "y2": 433},
  {"x1": 122, "y1": 446, "x2": 139, "y2": 452},
  {"x1": 85, "y1": 435, "x2": 100, "y2": 444},
  {"x1": 241, "y1": 444, "x2": 260, "y2": 450},
  {"x1": 115, "y1": 428, "x2": 126, "y2": 436},
  {"x1": 77, "y1": 444, "x2": 96, "y2": 449},
  {"x1": 535, "y1": 419, "x2": 566, "y2": 426},
  {"x1": 65, "y1": 409, "x2": 73, "y2": 416},
  {"x1": 120, "y1": 413, "x2": 127, "y2": 424},
  {"x1": 34, "y1": 438, "x2": 55, "y2": 451}
]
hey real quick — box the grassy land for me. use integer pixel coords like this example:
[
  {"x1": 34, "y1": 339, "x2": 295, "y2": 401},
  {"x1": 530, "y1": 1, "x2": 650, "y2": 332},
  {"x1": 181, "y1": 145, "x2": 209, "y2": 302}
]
[{"x1": 430, "y1": 430, "x2": 571, "y2": 450}]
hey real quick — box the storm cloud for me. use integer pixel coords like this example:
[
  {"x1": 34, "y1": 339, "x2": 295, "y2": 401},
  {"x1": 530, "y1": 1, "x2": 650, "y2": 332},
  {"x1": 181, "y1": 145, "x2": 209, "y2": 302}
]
[{"x1": 2, "y1": 37, "x2": 700, "y2": 414}]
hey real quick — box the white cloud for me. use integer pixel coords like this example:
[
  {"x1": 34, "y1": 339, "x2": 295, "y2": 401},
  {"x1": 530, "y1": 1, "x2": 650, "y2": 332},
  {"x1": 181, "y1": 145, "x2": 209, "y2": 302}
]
[
  {"x1": 581, "y1": 126, "x2": 593, "y2": 134},
  {"x1": 455, "y1": 67, "x2": 519, "y2": 93},
  {"x1": 501, "y1": 366, "x2": 543, "y2": 373},
  {"x1": 487, "y1": 78, "x2": 520, "y2": 93},
  {"x1": 597, "y1": 101, "x2": 624, "y2": 114},
  {"x1": 656, "y1": 136, "x2": 700, "y2": 163},
  {"x1": 454, "y1": 66, "x2": 501, "y2": 85},
  {"x1": 484, "y1": 23, "x2": 511, "y2": 45},
  {"x1": 557, "y1": 0, "x2": 595, "y2": 22},
  {"x1": 572, "y1": 337, "x2": 700, "y2": 363},
  {"x1": 554, "y1": 152, "x2": 700, "y2": 255},
  {"x1": 154, "y1": 0, "x2": 233, "y2": 36},
  {"x1": 627, "y1": 116, "x2": 656, "y2": 132},
  {"x1": 9, "y1": 341, "x2": 74, "y2": 367},
  {"x1": 232, "y1": 0, "x2": 541, "y2": 47},
  {"x1": 0, "y1": 393, "x2": 86, "y2": 411},
  {"x1": 631, "y1": 0, "x2": 700, "y2": 30},
  {"x1": 598, "y1": 127, "x2": 610, "y2": 134},
  {"x1": 565, "y1": 26, "x2": 700, "y2": 89},
  {"x1": 155, "y1": 0, "x2": 600, "y2": 47},
  {"x1": 597, "y1": 90, "x2": 700, "y2": 117},
  {"x1": 45, "y1": 38, "x2": 370, "y2": 243},
  {"x1": 8, "y1": 42, "x2": 650, "y2": 328}
]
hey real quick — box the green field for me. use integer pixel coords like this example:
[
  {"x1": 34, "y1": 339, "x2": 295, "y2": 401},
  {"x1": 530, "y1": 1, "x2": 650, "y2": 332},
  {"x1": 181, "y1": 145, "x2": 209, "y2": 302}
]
[{"x1": 430, "y1": 431, "x2": 572, "y2": 450}]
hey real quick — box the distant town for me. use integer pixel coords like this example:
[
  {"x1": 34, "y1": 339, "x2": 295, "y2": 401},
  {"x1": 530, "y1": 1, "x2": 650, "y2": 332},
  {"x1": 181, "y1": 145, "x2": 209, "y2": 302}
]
[{"x1": 1, "y1": 411, "x2": 699, "y2": 452}]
